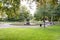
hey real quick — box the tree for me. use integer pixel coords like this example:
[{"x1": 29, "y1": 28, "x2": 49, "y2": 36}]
[
  {"x1": 34, "y1": 0, "x2": 58, "y2": 27},
  {"x1": 1, "y1": 0, "x2": 20, "y2": 21},
  {"x1": 34, "y1": 5, "x2": 48, "y2": 28},
  {"x1": 20, "y1": 6, "x2": 29, "y2": 21},
  {"x1": 34, "y1": 5, "x2": 48, "y2": 21},
  {"x1": 55, "y1": 4, "x2": 60, "y2": 21}
]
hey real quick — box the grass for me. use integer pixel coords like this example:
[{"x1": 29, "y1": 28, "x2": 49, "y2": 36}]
[{"x1": 0, "y1": 25, "x2": 60, "y2": 40}]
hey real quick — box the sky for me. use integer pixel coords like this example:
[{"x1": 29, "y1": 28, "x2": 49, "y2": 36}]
[{"x1": 20, "y1": 0, "x2": 37, "y2": 16}]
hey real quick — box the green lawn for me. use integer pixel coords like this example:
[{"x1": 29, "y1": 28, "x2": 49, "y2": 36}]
[{"x1": 0, "y1": 25, "x2": 60, "y2": 40}]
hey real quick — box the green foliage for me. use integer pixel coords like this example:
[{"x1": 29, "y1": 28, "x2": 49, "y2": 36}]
[
  {"x1": 0, "y1": 0, "x2": 20, "y2": 21},
  {"x1": 55, "y1": 4, "x2": 60, "y2": 17},
  {"x1": 34, "y1": 6, "x2": 48, "y2": 21},
  {"x1": 0, "y1": 0, "x2": 60, "y2": 21},
  {"x1": 0, "y1": 0, "x2": 31, "y2": 21},
  {"x1": 19, "y1": 6, "x2": 30, "y2": 21},
  {"x1": 0, "y1": 2, "x2": 2, "y2": 9},
  {"x1": 34, "y1": 3, "x2": 60, "y2": 21},
  {"x1": 54, "y1": 4, "x2": 60, "y2": 21}
]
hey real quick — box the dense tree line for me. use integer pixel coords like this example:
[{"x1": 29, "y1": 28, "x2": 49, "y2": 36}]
[
  {"x1": 0, "y1": 0, "x2": 20, "y2": 21},
  {"x1": 0, "y1": 0, "x2": 60, "y2": 22},
  {"x1": 34, "y1": 0, "x2": 60, "y2": 21},
  {"x1": 0, "y1": 0, "x2": 32, "y2": 21}
]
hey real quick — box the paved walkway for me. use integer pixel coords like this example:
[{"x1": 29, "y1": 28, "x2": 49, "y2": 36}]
[
  {"x1": 0, "y1": 22, "x2": 40, "y2": 28},
  {"x1": 0, "y1": 22, "x2": 56, "y2": 28}
]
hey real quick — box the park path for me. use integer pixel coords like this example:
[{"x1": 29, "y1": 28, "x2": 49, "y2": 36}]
[
  {"x1": 0, "y1": 22, "x2": 40, "y2": 28},
  {"x1": 0, "y1": 22, "x2": 57, "y2": 28}
]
